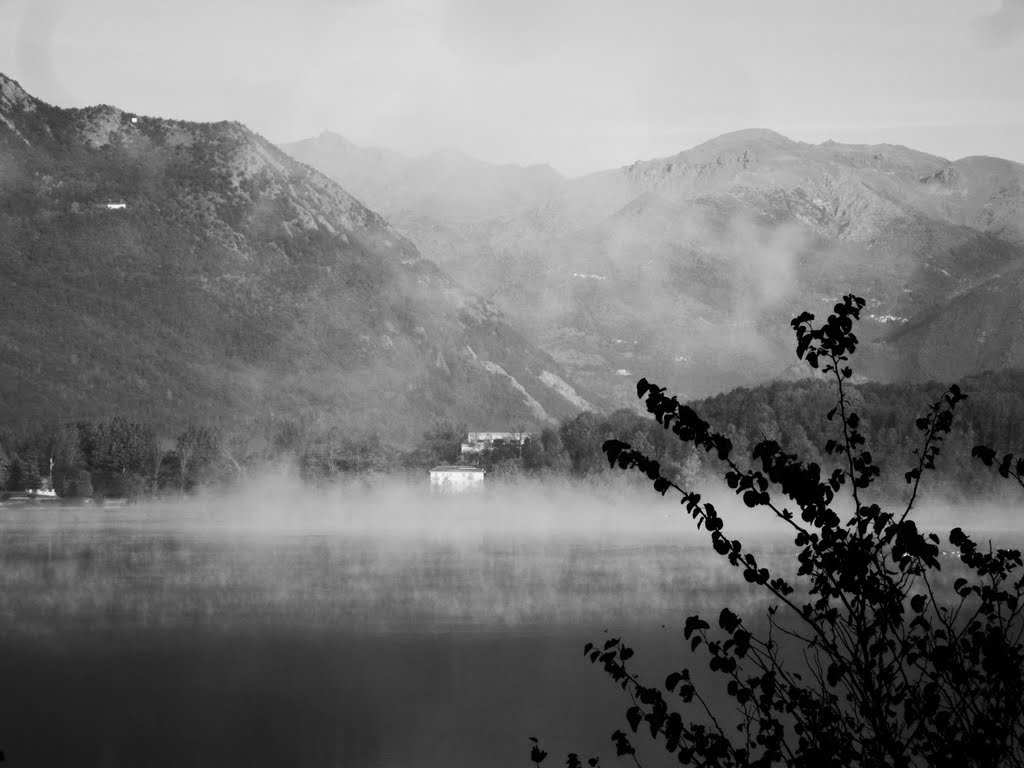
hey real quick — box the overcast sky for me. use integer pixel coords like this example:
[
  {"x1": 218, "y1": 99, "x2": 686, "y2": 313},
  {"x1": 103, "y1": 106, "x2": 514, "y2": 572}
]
[{"x1": 1, "y1": 0, "x2": 1022, "y2": 176}]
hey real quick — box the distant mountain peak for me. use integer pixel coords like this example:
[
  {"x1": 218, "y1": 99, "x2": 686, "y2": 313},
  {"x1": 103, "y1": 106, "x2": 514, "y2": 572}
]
[
  {"x1": 697, "y1": 128, "x2": 797, "y2": 148},
  {"x1": 314, "y1": 129, "x2": 359, "y2": 146},
  {"x1": 281, "y1": 132, "x2": 569, "y2": 221},
  {"x1": 623, "y1": 128, "x2": 795, "y2": 171},
  {"x1": 953, "y1": 154, "x2": 1024, "y2": 173}
]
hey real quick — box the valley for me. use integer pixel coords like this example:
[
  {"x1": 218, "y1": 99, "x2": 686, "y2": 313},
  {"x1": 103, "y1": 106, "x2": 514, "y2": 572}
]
[{"x1": 284, "y1": 129, "x2": 1024, "y2": 405}]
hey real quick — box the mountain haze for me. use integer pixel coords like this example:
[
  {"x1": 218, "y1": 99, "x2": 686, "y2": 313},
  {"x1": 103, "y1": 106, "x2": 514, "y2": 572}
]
[
  {"x1": 0, "y1": 74, "x2": 596, "y2": 440},
  {"x1": 280, "y1": 131, "x2": 566, "y2": 222},
  {"x1": 283, "y1": 128, "x2": 1024, "y2": 404}
]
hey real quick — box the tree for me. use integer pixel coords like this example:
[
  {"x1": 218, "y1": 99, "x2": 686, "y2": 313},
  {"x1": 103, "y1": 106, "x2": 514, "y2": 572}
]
[
  {"x1": 522, "y1": 427, "x2": 570, "y2": 474},
  {"x1": 82, "y1": 417, "x2": 158, "y2": 497},
  {"x1": 302, "y1": 429, "x2": 393, "y2": 479},
  {"x1": 406, "y1": 421, "x2": 467, "y2": 468},
  {"x1": 174, "y1": 424, "x2": 222, "y2": 495},
  {"x1": 269, "y1": 413, "x2": 321, "y2": 461},
  {"x1": 479, "y1": 439, "x2": 527, "y2": 472},
  {"x1": 0, "y1": 443, "x2": 10, "y2": 490},
  {"x1": 64, "y1": 468, "x2": 93, "y2": 498},
  {"x1": 535, "y1": 295, "x2": 1024, "y2": 767},
  {"x1": 148, "y1": 435, "x2": 170, "y2": 493},
  {"x1": 49, "y1": 422, "x2": 84, "y2": 497},
  {"x1": 6, "y1": 450, "x2": 42, "y2": 491},
  {"x1": 560, "y1": 412, "x2": 606, "y2": 476}
]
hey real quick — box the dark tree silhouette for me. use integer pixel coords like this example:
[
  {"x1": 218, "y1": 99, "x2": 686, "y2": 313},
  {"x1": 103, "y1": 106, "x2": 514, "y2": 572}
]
[{"x1": 534, "y1": 295, "x2": 1024, "y2": 767}]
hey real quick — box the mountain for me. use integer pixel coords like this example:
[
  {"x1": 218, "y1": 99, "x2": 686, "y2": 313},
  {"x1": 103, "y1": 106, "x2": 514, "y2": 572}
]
[
  {"x1": 282, "y1": 127, "x2": 1024, "y2": 403},
  {"x1": 279, "y1": 131, "x2": 566, "y2": 222},
  {"x1": 0, "y1": 74, "x2": 597, "y2": 441}
]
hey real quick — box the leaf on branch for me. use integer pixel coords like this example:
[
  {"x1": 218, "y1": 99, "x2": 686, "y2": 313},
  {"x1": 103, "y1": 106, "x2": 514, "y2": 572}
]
[
  {"x1": 826, "y1": 662, "x2": 845, "y2": 687},
  {"x1": 684, "y1": 615, "x2": 710, "y2": 638},
  {"x1": 719, "y1": 607, "x2": 740, "y2": 632},
  {"x1": 999, "y1": 453, "x2": 1015, "y2": 479},
  {"x1": 611, "y1": 730, "x2": 635, "y2": 757},
  {"x1": 626, "y1": 706, "x2": 642, "y2": 733},
  {"x1": 665, "y1": 672, "x2": 683, "y2": 692}
]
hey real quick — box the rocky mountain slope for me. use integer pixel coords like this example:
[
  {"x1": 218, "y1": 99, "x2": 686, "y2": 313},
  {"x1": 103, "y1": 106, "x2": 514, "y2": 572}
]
[
  {"x1": 0, "y1": 74, "x2": 596, "y2": 440},
  {"x1": 283, "y1": 128, "x2": 1024, "y2": 403}
]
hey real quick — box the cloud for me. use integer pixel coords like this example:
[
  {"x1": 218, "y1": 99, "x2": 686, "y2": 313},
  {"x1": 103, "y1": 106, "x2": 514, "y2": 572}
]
[{"x1": 976, "y1": 0, "x2": 1024, "y2": 49}]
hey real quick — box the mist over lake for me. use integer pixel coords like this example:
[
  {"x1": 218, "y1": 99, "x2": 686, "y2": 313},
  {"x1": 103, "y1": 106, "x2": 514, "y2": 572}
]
[
  {"x1": 0, "y1": 479, "x2": 775, "y2": 767},
  {"x1": 3, "y1": 3, "x2": 1024, "y2": 763},
  {"x1": 0, "y1": 477, "x2": 1013, "y2": 767}
]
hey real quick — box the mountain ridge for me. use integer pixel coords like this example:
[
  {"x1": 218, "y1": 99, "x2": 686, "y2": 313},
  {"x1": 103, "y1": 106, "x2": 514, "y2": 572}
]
[
  {"x1": 279, "y1": 126, "x2": 1024, "y2": 405},
  {"x1": 280, "y1": 130, "x2": 566, "y2": 223},
  {"x1": 0, "y1": 72, "x2": 597, "y2": 441}
]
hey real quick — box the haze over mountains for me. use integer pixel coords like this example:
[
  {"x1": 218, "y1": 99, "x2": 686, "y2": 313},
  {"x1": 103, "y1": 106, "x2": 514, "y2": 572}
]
[
  {"x1": 0, "y1": 74, "x2": 594, "y2": 440},
  {"x1": 3, "y1": 68, "x2": 1023, "y2": 443},
  {"x1": 284, "y1": 129, "x2": 1024, "y2": 404}
]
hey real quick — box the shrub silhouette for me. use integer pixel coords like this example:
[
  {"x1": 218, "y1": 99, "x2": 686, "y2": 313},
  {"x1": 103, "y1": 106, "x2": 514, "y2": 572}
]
[{"x1": 533, "y1": 294, "x2": 1024, "y2": 767}]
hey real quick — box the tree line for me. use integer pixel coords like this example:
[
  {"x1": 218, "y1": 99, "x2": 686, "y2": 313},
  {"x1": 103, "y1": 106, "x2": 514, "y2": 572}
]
[{"x1": 2, "y1": 369, "x2": 1023, "y2": 501}]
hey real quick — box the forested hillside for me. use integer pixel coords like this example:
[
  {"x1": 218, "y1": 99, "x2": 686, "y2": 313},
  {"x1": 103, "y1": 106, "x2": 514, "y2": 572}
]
[
  {"x1": 551, "y1": 369, "x2": 1024, "y2": 501},
  {"x1": 0, "y1": 74, "x2": 596, "y2": 441}
]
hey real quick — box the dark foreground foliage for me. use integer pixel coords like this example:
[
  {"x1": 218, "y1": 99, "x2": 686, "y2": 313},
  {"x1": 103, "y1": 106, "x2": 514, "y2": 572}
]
[{"x1": 533, "y1": 295, "x2": 1024, "y2": 767}]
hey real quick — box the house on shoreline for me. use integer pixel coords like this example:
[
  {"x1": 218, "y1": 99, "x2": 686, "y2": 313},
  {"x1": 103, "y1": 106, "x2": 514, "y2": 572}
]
[
  {"x1": 429, "y1": 465, "x2": 486, "y2": 494},
  {"x1": 0, "y1": 490, "x2": 62, "y2": 505}
]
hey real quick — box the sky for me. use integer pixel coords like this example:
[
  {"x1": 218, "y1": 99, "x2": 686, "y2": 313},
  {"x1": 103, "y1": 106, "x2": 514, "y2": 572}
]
[{"x1": 1, "y1": 0, "x2": 1022, "y2": 177}]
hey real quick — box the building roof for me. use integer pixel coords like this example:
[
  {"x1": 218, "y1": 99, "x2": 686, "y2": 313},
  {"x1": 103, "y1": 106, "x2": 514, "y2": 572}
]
[{"x1": 429, "y1": 465, "x2": 486, "y2": 473}]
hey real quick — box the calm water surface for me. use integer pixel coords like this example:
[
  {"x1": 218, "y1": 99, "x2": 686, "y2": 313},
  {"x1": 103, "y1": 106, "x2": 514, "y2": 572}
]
[{"x1": 0, "y1": 500, "x2": 984, "y2": 767}]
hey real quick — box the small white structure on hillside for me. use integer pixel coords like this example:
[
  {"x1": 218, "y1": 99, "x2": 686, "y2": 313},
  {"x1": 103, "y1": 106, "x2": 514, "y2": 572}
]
[
  {"x1": 429, "y1": 465, "x2": 486, "y2": 494},
  {"x1": 34, "y1": 472, "x2": 57, "y2": 498},
  {"x1": 460, "y1": 431, "x2": 528, "y2": 456},
  {"x1": 105, "y1": 201, "x2": 127, "y2": 210}
]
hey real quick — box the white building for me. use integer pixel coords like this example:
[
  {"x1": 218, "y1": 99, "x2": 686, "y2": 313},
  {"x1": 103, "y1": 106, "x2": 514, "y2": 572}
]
[
  {"x1": 105, "y1": 201, "x2": 127, "y2": 210},
  {"x1": 460, "y1": 431, "x2": 528, "y2": 456},
  {"x1": 429, "y1": 465, "x2": 486, "y2": 494}
]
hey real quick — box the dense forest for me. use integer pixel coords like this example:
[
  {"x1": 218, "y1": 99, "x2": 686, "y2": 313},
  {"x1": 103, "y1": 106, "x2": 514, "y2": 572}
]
[{"x1": 3, "y1": 369, "x2": 1023, "y2": 502}]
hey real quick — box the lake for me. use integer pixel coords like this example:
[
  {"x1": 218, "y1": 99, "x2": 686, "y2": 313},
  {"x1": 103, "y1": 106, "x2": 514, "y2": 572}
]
[{"x1": 0, "y1": 482, "x2": 994, "y2": 767}]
